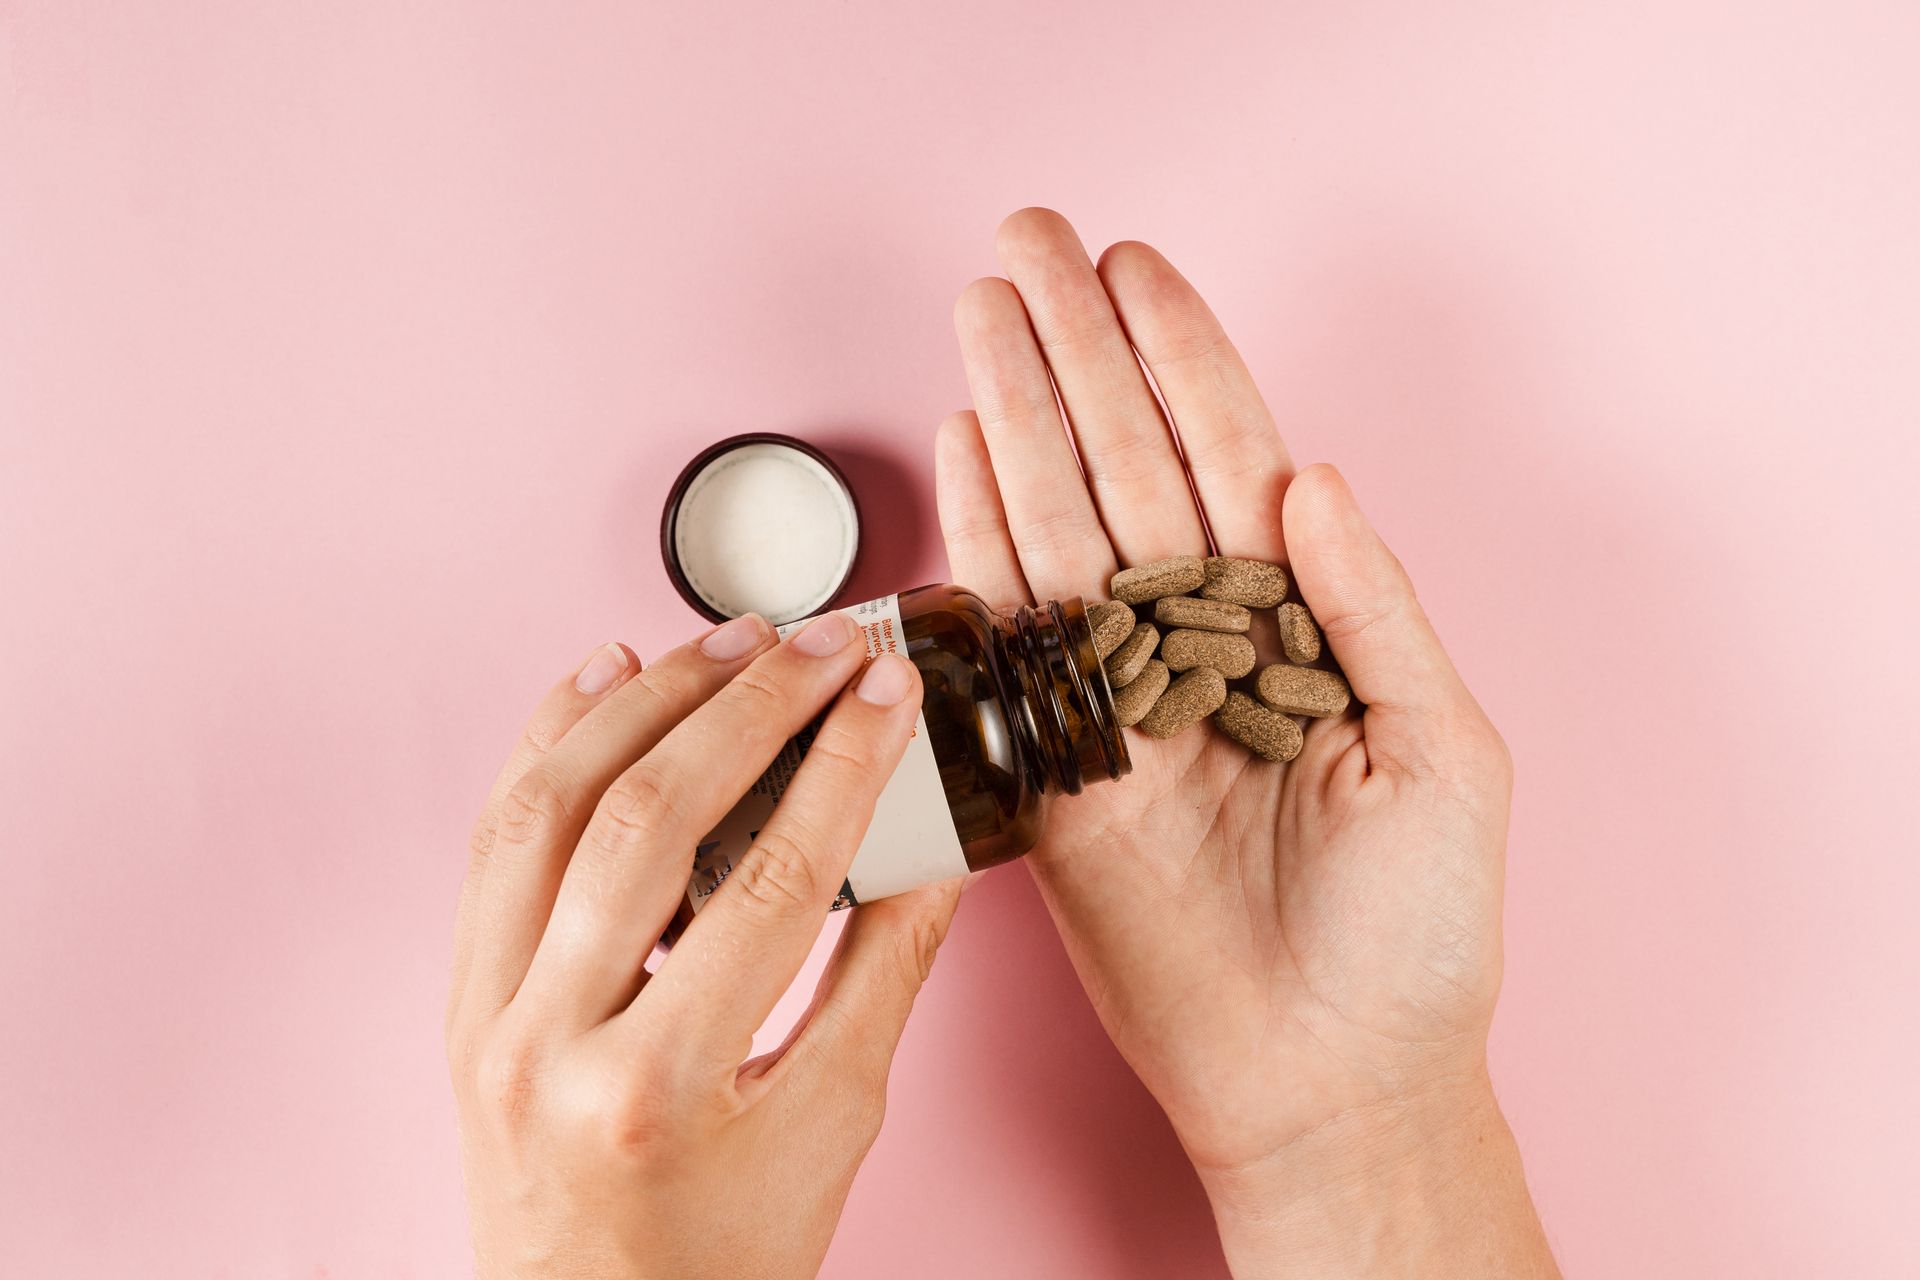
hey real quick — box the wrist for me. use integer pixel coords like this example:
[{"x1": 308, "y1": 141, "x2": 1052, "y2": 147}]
[{"x1": 1194, "y1": 1069, "x2": 1558, "y2": 1279}]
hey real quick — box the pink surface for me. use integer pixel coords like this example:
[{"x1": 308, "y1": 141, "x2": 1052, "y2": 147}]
[{"x1": 3, "y1": 2, "x2": 1916, "y2": 1276}]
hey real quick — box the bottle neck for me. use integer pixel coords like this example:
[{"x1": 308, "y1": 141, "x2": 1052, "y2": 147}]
[{"x1": 1001, "y1": 597, "x2": 1131, "y2": 796}]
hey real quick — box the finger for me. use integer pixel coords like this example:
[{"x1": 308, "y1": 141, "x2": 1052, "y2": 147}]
[
  {"x1": 995, "y1": 209, "x2": 1207, "y2": 564},
  {"x1": 1282, "y1": 464, "x2": 1488, "y2": 773},
  {"x1": 1098, "y1": 240, "x2": 1295, "y2": 563},
  {"x1": 934, "y1": 411, "x2": 1031, "y2": 608},
  {"x1": 451, "y1": 642, "x2": 639, "y2": 1020},
  {"x1": 482, "y1": 645, "x2": 642, "y2": 819},
  {"x1": 458, "y1": 613, "x2": 777, "y2": 1019},
  {"x1": 521, "y1": 611, "x2": 880, "y2": 1024},
  {"x1": 631, "y1": 652, "x2": 925, "y2": 1073},
  {"x1": 775, "y1": 878, "x2": 963, "y2": 1103},
  {"x1": 954, "y1": 276, "x2": 1118, "y2": 600}
]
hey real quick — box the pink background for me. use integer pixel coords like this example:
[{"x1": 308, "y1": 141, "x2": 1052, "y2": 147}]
[{"x1": 3, "y1": 2, "x2": 1916, "y2": 1276}]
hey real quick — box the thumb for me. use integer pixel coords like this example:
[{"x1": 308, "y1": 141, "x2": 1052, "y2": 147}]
[
  {"x1": 1282, "y1": 464, "x2": 1491, "y2": 775},
  {"x1": 780, "y1": 879, "x2": 964, "y2": 1114}
]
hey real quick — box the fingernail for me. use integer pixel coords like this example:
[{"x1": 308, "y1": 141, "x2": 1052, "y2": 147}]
[
  {"x1": 790, "y1": 612, "x2": 856, "y2": 657},
  {"x1": 700, "y1": 613, "x2": 766, "y2": 660},
  {"x1": 575, "y1": 643, "x2": 629, "y2": 694},
  {"x1": 962, "y1": 869, "x2": 989, "y2": 894},
  {"x1": 855, "y1": 652, "x2": 914, "y2": 705}
]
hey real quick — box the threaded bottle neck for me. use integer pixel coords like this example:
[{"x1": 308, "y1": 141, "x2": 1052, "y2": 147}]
[{"x1": 1003, "y1": 597, "x2": 1131, "y2": 796}]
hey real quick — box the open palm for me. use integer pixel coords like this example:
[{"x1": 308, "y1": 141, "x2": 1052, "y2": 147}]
[{"x1": 934, "y1": 210, "x2": 1515, "y2": 1181}]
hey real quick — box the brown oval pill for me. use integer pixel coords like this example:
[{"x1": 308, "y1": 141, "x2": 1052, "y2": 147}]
[
  {"x1": 1105, "y1": 621, "x2": 1159, "y2": 687},
  {"x1": 1255, "y1": 663, "x2": 1351, "y2": 718},
  {"x1": 1088, "y1": 600, "x2": 1136, "y2": 659},
  {"x1": 1111, "y1": 556, "x2": 1205, "y2": 604},
  {"x1": 1137, "y1": 667, "x2": 1228, "y2": 739},
  {"x1": 1154, "y1": 595, "x2": 1251, "y2": 633},
  {"x1": 1200, "y1": 556, "x2": 1288, "y2": 609},
  {"x1": 1214, "y1": 691, "x2": 1304, "y2": 762},
  {"x1": 1160, "y1": 629, "x2": 1256, "y2": 680},
  {"x1": 1111, "y1": 658, "x2": 1170, "y2": 728},
  {"x1": 1277, "y1": 601, "x2": 1323, "y2": 664}
]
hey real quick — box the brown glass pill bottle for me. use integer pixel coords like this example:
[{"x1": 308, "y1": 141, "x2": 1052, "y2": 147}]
[{"x1": 662, "y1": 585, "x2": 1132, "y2": 944}]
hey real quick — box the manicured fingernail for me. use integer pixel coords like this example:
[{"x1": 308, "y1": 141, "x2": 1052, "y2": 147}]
[
  {"x1": 962, "y1": 869, "x2": 989, "y2": 894},
  {"x1": 700, "y1": 613, "x2": 766, "y2": 660},
  {"x1": 575, "y1": 643, "x2": 629, "y2": 694},
  {"x1": 791, "y1": 612, "x2": 855, "y2": 656},
  {"x1": 855, "y1": 652, "x2": 914, "y2": 705}
]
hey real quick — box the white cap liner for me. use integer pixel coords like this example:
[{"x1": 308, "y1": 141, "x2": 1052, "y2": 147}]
[{"x1": 671, "y1": 441, "x2": 858, "y2": 624}]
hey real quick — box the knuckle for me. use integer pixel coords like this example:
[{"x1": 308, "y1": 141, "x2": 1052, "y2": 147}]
[
  {"x1": 1082, "y1": 421, "x2": 1170, "y2": 488},
  {"x1": 1029, "y1": 303, "x2": 1112, "y2": 353},
  {"x1": 443, "y1": 1014, "x2": 472, "y2": 1076},
  {"x1": 1150, "y1": 327, "x2": 1227, "y2": 369},
  {"x1": 940, "y1": 506, "x2": 1012, "y2": 546},
  {"x1": 495, "y1": 768, "x2": 576, "y2": 848},
  {"x1": 466, "y1": 813, "x2": 497, "y2": 863},
  {"x1": 604, "y1": 1064, "x2": 678, "y2": 1159},
  {"x1": 813, "y1": 1066, "x2": 887, "y2": 1152},
  {"x1": 804, "y1": 720, "x2": 877, "y2": 776},
  {"x1": 851, "y1": 1087, "x2": 888, "y2": 1149},
  {"x1": 618, "y1": 664, "x2": 714, "y2": 737},
  {"x1": 522, "y1": 712, "x2": 567, "y2": 756},
  {"x1": 472, "y1": 1032, "x2": 546, "y2": 1132},
  {"x1": 607, "y1": 1101, "x2": 672, "y2": 1160},
  {"x1": 730, "y1": 828, "x2": 825, "y2": 914},
  {"x1": 1315, "y1": 596, "x2": 1409, "y2": 646},
  {"x1": 1185, "y1": 409, "x2": 1281, "y2": 480},
  {"x1": 612, "y1": 666, "x2": 676, "y2": 721},
  {"x1": 596, "y1": 765, "x2": 678, "y2": 846},
  {"x1": 896, "y1": 913, "x2": 947, "y2": 989},
  {"x1": 721, "y1": 662, "x2": 792, "y2": 717},
  {"x1": 1018, "y1": 504, "x2": 1102, "y2": 560},
  {"x1": 979, "y1": 378, "x2": 1063, "y2": 429}
]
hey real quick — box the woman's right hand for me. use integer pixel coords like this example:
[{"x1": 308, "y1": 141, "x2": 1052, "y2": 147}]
[
  {"x1": 446, "y1": 613, "x2": 961, "y2": 1279},
  {"x1": 936, "y1": 209, "x2": 1559, "y2": 1276}
]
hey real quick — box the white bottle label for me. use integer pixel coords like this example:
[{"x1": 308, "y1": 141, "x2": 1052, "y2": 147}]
[{"x1": 686, "y1": 594, "x2": 969, "y2": 915}]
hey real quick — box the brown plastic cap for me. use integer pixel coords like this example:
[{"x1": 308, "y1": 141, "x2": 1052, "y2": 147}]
[{"x1": 660, "y1": 433, "x2": 862, "y2": 625}]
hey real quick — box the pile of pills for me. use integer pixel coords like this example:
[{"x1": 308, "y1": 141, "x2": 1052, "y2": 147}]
[{"x1": 1090, "y1": 556, "x2": 1353, "y2": 762}]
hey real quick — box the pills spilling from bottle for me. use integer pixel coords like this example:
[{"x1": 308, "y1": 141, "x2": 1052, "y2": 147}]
[
  {"x1": 1089, "y1": 600, "x2": 1136, "y2": 659},
  {"x1": 1161, "y1": 628, "x2": 1257, "y2": 679},
  {"x1": 1277, "y1": 601, "x2": 1322, "y2": 664},
  {"x1": 1200, "y1": 556, "x2": 1289, "y2": 608},
  {"x1": 1105, "y1": 621, "x2": 1159, "y2": 687},
  {"x1": 1097, "y1": 555, "x2": 1354, "y2": 762},
  {"x1": 1111, "y1": 658, "x2": 1170, "y2": 728},
  {"x1": 1137, "y1": 667, "x2": 1227, "y2": 739},
  {"x1": 1111, "y1": 555, "x2": 1205, "y2": 604},
  {"x1": 1215, "y1": 691, "x2": 1304, "y2": 762},
  {"x1": 1254, "y1": 663, "x2": 1351, "y2": 719},
  {"x1": 1154, "y1": 595, "x2": 1251, "y2": 633}
]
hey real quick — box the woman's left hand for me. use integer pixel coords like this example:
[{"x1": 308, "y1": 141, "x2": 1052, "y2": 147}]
[{"x1": 446, "y1": 612, "x2": 962, "y2": 1279}]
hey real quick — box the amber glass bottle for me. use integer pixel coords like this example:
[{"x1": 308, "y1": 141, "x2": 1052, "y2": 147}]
[{"x1": 664, "y1": 585, "x2": 1131, "y2": 944}]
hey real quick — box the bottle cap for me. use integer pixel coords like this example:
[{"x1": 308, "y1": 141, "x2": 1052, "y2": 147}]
[{"x1": 660, "y1": 433, "x2": 862, "y2": 625}]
